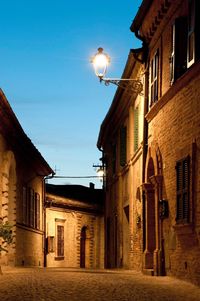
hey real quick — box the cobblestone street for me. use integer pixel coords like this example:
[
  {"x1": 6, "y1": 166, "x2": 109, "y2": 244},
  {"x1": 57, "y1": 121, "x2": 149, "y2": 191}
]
[{"x1": 0, "y1": 267, "x2": 200, "y2": 301}]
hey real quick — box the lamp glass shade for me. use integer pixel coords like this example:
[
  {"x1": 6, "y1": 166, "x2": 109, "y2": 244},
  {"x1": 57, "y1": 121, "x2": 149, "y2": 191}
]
[
  {"x1": 97, "y1": 167, "x2": 104, "y2": 178},
  {"x1": 92, "y1": 48, "x2": 110, "y2": 78}
]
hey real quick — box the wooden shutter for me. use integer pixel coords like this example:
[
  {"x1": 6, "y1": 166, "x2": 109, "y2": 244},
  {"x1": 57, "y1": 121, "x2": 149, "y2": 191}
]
[
  {"x1": 176, "y1": 161, "x2": 183, "y2": 221},
  {"x1": 182, "y1": 157, "x2": 190, "y2": 221},
  {"x1": 26, "y1": 188, "x2": 31, "y2": 226},
  {"x1": 134, "y1": 107, "x2": 139, "y2": 152},
  {"x1": 57, "y1": 225, "x2": 64, "y2": 257},
  {"x1": 120, "y1": 126, "x2": 127, "y2": 167},
  {"x1": 29, "y1": 188, "x2": 35, "y2": 228},
  {"x1": 22, "y1": 187, "x2": 27, "y2": 225},
  {"x1": 176, "y1": 156, "x2": 190, "y2": 223},
  {"x1": 35, "y1": 193, "x2": 40, "y2": 230}
]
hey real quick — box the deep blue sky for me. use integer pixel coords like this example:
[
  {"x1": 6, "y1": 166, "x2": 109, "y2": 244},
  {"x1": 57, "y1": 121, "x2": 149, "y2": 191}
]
[{"x1": 0, "y1": 0, "x2": 142, "y2": 188}]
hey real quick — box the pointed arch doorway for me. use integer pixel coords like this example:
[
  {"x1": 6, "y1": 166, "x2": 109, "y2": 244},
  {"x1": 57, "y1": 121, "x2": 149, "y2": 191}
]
[{"x1": 143, "y1": 146, "x2": 165, "y2": 276}]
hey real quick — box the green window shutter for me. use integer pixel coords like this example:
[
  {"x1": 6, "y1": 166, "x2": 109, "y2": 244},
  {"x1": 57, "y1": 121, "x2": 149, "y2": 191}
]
[
  {"x1": 134, "y1": 107, "x2": 139, "y2": 152},
  {"x1": 120, "y1": 126, "x2": 127, "y2": 167}
]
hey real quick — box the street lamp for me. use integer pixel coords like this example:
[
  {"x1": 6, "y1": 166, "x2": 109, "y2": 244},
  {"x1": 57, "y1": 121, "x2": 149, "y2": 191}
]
[
  {"x1": 93, "y1": 157, "x2": 106, "y2": 189},
  {"x1": 91, "y1": 47, "x2": 143, "y2": 95}
]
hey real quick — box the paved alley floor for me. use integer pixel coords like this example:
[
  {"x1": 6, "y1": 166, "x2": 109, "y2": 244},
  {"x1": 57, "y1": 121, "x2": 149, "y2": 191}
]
[{"x1": 0, "y1": 267, "x2": 200, "y2": 301}]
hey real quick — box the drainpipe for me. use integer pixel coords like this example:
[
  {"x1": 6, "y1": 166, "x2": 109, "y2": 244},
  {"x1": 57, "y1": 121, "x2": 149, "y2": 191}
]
[
  {"x1": 132, "y1": 28, "x2": 149, "y2": 183},
  {"x1": 43, "y1": 173, "x2": 54, "y2": 267},
  {"x1": 142, "y1": 67, "x2": 149, "y2": 183}
]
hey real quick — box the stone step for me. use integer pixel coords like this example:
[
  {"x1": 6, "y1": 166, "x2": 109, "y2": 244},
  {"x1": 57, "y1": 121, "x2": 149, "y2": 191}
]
[{"x1": 143, "y1": 269, "x2": 154, "y2": 276}]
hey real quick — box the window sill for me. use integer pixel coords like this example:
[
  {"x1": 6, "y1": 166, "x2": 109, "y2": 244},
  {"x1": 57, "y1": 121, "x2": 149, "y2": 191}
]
[
  {"x1": 173, "y1": 223, "x2": 194, "y2": 235},
  {"x1": 54, "y1": 256, "x2": 65, "y2": 261}
]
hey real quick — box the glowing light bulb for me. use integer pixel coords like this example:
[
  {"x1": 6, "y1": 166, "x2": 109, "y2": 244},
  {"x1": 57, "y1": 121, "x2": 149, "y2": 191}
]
[{"x1": 91, "y1": 48, "x2": 110, "y2": 78}]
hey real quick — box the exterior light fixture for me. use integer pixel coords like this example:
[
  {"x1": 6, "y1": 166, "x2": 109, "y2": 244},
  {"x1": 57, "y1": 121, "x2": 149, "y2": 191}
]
[
  {"x1": 93, "y1": 161, "x2": 106, "y2": 189},
  {"x1": 93, "y1": 163, "x2": 105, "y2": 179},
  {"x1": 92, "y1": 47, "x2": 110, "y2": 79},
  {"x1": 91, "y1": 47, "x2": 143, "y2": 95},
  {"x1": 96, "y1": 166, "x2": 105, "y2": 178}
]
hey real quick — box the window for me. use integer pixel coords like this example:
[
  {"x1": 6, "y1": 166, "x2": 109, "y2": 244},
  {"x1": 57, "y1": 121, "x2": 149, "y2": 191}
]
[
  {"x1": 22, "y1": 186, "x2": 27, "y2": 225},
  {"x1": 57, "y1": 225, "x2": 64, "y2": 257},
  {"x1": 187, "y1": 0, "x2": 200, "y2": 67},
  {"x1": 22, "y1": 186, "x2": 41, "y2": 230},
  {"x1": 35, "y1": 193, "x2": 40, "y2": 230},
  {"x1": 170, "y1": 17, "x2": 187, "y2": 84},
  {"x1": 29, "y1": 188, "x2": 35, "y2": 228},
  {"x1": 150, "y1": 51, "x2": 159, "y2": 106},
  {"x1": 187, "y1": 0, "x2": 195, "y2": 67},
  {"x1": 176, "y1": 156, "x2": 190, "y2": 223},
  {"x1": 134, "y1": 106, "x2": 139, "y2": 152},
  {"x1": 120, "y1": 126, "x2": 127, "y2": 167}
]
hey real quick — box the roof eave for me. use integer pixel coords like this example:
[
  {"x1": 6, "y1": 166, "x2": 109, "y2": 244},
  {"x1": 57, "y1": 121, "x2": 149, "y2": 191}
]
[{"x1": 130, "y1": 0, "x2": 152, "y2": 32}]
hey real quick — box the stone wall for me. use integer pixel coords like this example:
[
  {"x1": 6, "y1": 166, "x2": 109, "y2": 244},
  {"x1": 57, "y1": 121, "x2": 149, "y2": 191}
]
[{"x1": 46, "y1": 203, "x2": 104, "y2": 269}]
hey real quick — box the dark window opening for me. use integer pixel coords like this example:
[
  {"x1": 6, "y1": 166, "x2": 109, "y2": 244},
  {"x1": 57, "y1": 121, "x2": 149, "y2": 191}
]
[
  {"x1": 57, "y1": 225, "x2": 64, "y2": 257},
  {"x1": 170, "y1": 17, "x2": 188, "y2": 84}
]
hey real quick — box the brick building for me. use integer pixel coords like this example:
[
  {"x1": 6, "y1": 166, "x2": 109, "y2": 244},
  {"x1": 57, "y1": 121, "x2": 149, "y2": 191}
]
[
  {"x1": 98, "y1": 0, "x2": 200, "y2": 285},
  {"x1": 45, "y1": 183, "x2": 104, "y2": 268},
  {"x1": 97, "y1": 51, "x2": 144, "y2": 269},
  {"x1": 0, "y1": 89, "x2": 53, "y2": 267}
]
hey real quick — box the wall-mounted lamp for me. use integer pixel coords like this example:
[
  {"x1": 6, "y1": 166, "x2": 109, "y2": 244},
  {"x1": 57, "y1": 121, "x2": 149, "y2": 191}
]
[
  {"x1": 91, "y1": 47, "x2": 143, "y2": 95},
  {"x1": 93, "y1": 163, "x2": 105, "y2": 178},
  {"x1": 93, "y1": 159, "x2": 106, "y2": 189}
]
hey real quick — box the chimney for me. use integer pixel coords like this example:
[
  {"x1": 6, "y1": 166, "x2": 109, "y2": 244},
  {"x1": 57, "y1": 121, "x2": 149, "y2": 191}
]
[{"x1": 89, "y1": 182, "x2": 95, "y2": 189}]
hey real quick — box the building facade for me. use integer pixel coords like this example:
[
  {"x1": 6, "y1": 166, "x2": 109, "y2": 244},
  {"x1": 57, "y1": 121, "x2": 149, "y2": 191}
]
[
  {"x1": 98, "y1": 0, "x2": 200, "y2": 285},
  {"x1": 0, "y1": 89, "x2": 53, "y2": 267},
  {"x1": 97, "y1": 52, "x2": 144, "y2": 270},
  {"x1": 45, "y1": 183, "x2": 104, "y2": 269}
]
